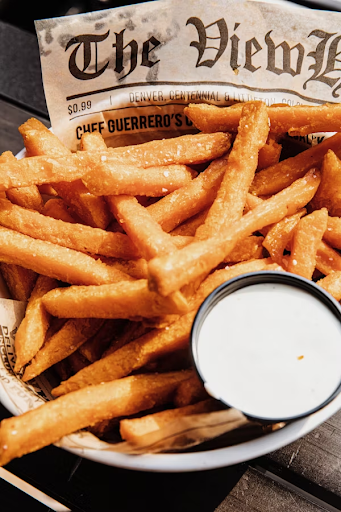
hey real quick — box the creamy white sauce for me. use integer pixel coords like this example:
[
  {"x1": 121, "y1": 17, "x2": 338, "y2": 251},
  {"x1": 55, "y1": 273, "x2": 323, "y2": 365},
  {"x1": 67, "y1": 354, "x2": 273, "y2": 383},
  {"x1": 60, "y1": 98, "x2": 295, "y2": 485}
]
[{"x1": 196, "y1": 283, "x2": 341, "y2": 420}]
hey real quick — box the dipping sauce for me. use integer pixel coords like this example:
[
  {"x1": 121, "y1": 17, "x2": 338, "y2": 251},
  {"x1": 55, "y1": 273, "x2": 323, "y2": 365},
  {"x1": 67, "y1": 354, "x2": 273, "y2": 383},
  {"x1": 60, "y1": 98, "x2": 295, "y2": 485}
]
[{"x1": 193, "y1": 279, "x2": 341, "y2": 421}]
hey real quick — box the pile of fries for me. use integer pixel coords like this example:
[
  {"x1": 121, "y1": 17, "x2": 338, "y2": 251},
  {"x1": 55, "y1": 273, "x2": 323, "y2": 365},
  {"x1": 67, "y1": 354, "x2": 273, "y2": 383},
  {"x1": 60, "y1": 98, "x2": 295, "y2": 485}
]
[{"x1": 1, "y1": 101, "x2": 341, "y2": 465}]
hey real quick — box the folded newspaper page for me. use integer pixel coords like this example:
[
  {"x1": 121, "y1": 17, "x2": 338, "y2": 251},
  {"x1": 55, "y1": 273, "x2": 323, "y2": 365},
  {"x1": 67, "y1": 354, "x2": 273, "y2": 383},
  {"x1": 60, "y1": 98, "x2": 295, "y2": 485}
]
[{"x1": 35, "y1": 0, "x2": 341, "y2": 150}]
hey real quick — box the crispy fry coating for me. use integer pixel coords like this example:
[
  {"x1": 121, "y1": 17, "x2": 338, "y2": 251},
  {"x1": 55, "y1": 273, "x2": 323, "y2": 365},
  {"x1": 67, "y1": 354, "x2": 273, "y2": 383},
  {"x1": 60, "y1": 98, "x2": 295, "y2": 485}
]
[
  {"x1": 22, "y1": 318, "x2": 105, "y2": 381},
  {"x1": 51, "y1": 312, "x2": 196, "y2": 397},
  {"x1": 14, "y1": 275, "x2": 59, "y2": 372},
  {"x1": 42, "y1": 280, "x2": 189, "y2": 319},
  {"x1": 0, "y1": 371, "x2": 193, "y2": 466},
  {"x1": 0, "y1": 227, "x2": 133, "y2": 285},
  {"x1": 196, "y1": 101, "x2": 269, "y2": 239}
]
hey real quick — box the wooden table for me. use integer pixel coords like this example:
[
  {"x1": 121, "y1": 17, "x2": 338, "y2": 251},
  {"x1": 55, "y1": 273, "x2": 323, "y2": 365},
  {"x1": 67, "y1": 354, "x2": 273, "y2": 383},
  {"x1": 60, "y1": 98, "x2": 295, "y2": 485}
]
[{"x1": 1, "y1": 17, "x2": 341, "y2": 512}]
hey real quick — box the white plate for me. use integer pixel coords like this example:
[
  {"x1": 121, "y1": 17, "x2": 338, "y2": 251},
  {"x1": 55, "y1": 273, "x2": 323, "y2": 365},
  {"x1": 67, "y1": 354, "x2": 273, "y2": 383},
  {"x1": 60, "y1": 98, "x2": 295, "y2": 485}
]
[{"x1": 0, "y1": 145, "x2": 340, "y2": 472}]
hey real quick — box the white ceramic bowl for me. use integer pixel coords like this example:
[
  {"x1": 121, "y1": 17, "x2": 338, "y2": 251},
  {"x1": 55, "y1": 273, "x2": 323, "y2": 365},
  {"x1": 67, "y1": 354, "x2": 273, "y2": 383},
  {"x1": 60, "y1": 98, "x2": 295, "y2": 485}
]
[{"x1": 0, "y1": 145, "x2": 340, "y2": 472}]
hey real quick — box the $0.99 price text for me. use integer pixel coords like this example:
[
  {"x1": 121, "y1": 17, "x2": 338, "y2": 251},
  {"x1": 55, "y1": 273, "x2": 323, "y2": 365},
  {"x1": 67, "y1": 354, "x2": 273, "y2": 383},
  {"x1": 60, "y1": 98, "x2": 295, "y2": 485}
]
[{"x1": 68, "y1": 101, "x2": 92, "y2": 115}]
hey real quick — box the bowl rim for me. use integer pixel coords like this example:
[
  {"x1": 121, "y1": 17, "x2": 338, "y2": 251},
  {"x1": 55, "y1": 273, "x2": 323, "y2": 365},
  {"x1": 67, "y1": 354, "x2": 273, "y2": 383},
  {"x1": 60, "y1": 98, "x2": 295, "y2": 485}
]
[{"x1": 1, "y1": 145, "x2": 339, "y2": 472}]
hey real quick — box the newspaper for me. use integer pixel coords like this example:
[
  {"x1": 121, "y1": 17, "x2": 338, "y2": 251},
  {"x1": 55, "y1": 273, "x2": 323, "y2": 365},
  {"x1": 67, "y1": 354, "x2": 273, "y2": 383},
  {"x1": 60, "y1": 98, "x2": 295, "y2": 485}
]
[{"x1": 35, "y1": 0, "x2": 341, "y2": 150}]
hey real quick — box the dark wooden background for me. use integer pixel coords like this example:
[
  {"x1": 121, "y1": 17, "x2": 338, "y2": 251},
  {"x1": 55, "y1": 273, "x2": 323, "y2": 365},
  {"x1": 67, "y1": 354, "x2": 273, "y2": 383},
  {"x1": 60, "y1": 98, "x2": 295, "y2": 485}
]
[{"x1": 1, "y1": 5, "x2": 341, "y2": 510}]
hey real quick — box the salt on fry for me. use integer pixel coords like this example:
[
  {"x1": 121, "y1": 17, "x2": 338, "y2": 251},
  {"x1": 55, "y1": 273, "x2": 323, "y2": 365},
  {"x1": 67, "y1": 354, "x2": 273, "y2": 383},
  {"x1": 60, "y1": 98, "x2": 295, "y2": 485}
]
[
  {"x1": 0, "y1": 154, "x2": 87, "y2": 191},
  {"x1": 0, "y1": 371, "x2": 192, "y2": 466},
  {"x1": 147, "y1": 156, "x2": 228, "y2": 232},
  {"x1": 0, "y1": 198, "x2": 139, "y2": 259},
  {"x1": 51, "y1": 312, "x2": 196, "y2": 397},
  {"x1": 196, "y1": 101, "x2": 269, "y2": 239},
  {"x1": 82, "y1": 161, "x2": 196, "y2": 197},
  {"x1": 14, "y1": 276, "x2": 59, "y2": 372},
  {"x1": 107, "y1": 195, "x2": 179, "y2": 260},
  {"x1": 315, "y1": 241, "x2": 341, "y2": 275},
  {"x1": 286, "y1": 208, "x2": 328, "y2": 279},
  {"x1": 22, "y1": 318, "x2": 105, "y2": 382},
  {"x1": 19, "y1": 119, "x2": 111, "y2": 229},
  {"x1": 184, "y1": 102, "x2": 341, "y2": 136},
  {"x1": 0, "y1": 226, "x2": 133, "y2": 285},
  {"x1": 148, "y1": 170, "x2": 321, "y2": 296},
  {"x1": 106, "y1": 132, "x2": 232, "y2": 166},
  {"x1": 323, "y1": 216, "x2": 341, "y2": 250}
]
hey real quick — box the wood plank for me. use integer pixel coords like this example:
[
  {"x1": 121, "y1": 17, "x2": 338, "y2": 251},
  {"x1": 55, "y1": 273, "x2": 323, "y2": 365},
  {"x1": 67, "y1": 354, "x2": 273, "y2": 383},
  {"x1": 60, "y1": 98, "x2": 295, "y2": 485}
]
[
  {"x1": 268, "y1": 409, "x2": 341, "y2": 496},
  {"x1": 216, "y1": 467, "x2": 331, "y2": 512},
  {"x1": 0, "y1": 99, "x2": 49, "y2": 155},
  {"x1": 0, "y1": 21, "x2": 48, "y2": 116}
]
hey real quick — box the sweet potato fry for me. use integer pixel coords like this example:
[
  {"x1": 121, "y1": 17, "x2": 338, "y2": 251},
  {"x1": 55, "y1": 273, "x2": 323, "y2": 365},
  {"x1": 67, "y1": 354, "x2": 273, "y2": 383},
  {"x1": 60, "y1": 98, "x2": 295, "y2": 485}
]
[
  {"x1": 42, "y1": 280, "x2": 189, "y2": 319},
  {"x1": 82, "y1": 161, "x2": 196, "y2": 197},
  {"x1": 0, "y1": 227, "x2": 133, "y2": 285},
  {"x1": 310, "y1": 150, "x2": 341, "y2": 216},
  {"x1": 317, "y1": 271, "x2": 341, "y2": 301},
  {"x1": 147, "y1": 155, "x2": 228, "y2": 232},
  {"x1": 0, "y1": 263, "x2": 37, "y2": 302},
  {"x1": 287, "y1": 208, "x2": 328, "y2": 279},
  {"x1": 51, "y1": 312, "x2": 196, "y2": 397},
  {"x1": 0, "y1": 198, "x2": 139, "y2": 259},
  {"x1": 315, "y1": 241, "x2": 341, "y2": 275},
  {"x1": 14, "y1": 276, "x2": 59, "y2": 372},
  {"x1": 250, "y1": 132, "x2": 341, "y2": 196},
  {"x1": 148, "y1": 170, "x2": 321, "y2": 296},
  {"x1": 184, "y1": 102, "x2": 341, "y2": 136},
  {"x1": 120, "y1": 399, "x2": 220, "y2": 441},
  {"x1": 0, "y1": 370, "x2": 192, "y2": 466},
  {"x1": 22, "y1": 318, "x2": 105, "y2": 382},
  {"x1": 196, "y1": 101, "x2": 269, "y2": 239},
  {"x1": 106, "y1": 132, "x2": 232, "y2": 166}
]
